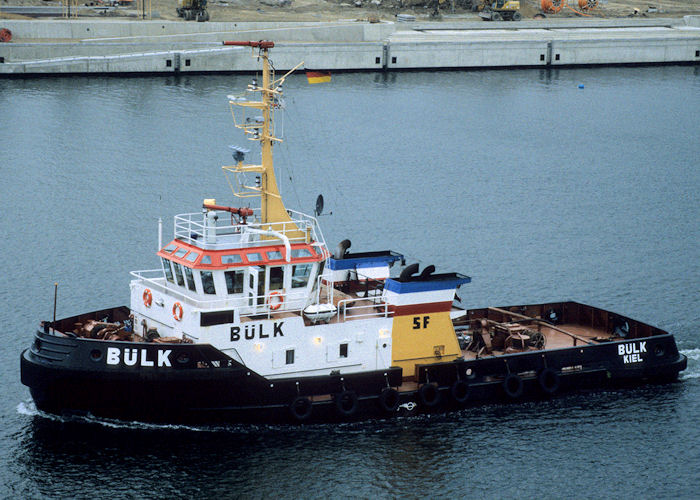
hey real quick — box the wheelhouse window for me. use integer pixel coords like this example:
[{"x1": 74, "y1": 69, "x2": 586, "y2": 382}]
[
  {"x1": 200, "y1": 271, "x2": 216, "y2": 295},
  {"x1": 162, "y1": 258, "x2": 174, "y2": 283},
  {"x1": 173, "y1": 262, "x2": 185, "y2": 287},
  {"x1": 184, "y1": 267, "x2": 197, "y2": 292},
  {"x1": 267, "y1": 250, "x2": 283, "y2": 261},
  {"x1": 163, "y1": 243, "x2": 177, "y2": 253},
  {"x1": 269, "y1": 266, "x2": 284, "y2": 290},
  {"x1": 247, "y1": 252, "x2": 262, "y2": 263},
  {"x1": 225, "y1": 270, "x2": 244, "y2": 294},
  {"x1": 292, "y1": 263, "x2": 313, "y2": 288},
  {"x1": 291, "y1": 248, "x2": 312, "y2": 258},
  {"x1": 185, "y1": 252, "x2": 199, "y2": 263},
  {"x1": 201, "y1": 255, "x2": 212, "y2": 265},
  {"x1": 222, "y1": 254, "x2": 242, "y2": 265},
  {"x1": 174, "y1": 248, "x2": 188, "y2": 258}
]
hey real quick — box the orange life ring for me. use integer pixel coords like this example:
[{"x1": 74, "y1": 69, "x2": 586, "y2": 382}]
[
  {"x1": 143, "y1": 289, "x2": 153, "y2": 308},
  {"x1": 172, "y1": 302, "x2": 183, "y2": 321},
  {"x1": 267, "y1": 291, "x2": 284, "y2": 311}
]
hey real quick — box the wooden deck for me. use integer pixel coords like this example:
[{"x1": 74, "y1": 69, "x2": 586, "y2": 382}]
[{"x1": 459, "y1": 322, "x2": 609, "y2": 361}]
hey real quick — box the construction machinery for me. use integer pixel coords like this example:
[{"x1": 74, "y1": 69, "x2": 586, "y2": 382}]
[
  {"x1": 478, "y1": 0, "x2": 522, "y2": 21},
  {"x1": 176, "y1": 0, "x2": 209, "y2": 21}
]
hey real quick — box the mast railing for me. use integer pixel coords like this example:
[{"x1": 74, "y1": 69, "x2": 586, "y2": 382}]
[{"x1": 172, "y1": 208, "x2": 326, "y2": 250}]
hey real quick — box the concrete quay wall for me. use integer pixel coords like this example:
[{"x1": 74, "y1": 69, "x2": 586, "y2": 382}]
[
  {"x1": 0, "y1": 19, "x2": 395, "y2": 42},
  {"x1": 386, "y1": 25, "x2": 700, "y2": 68},
  {"x1": 386, "y1": 39, "x2": 549, "y2": 69},
  {"x1": 1, "y1": 18, "x2": 699, "y2": 75},
  {"x1": 548, "y1": 35, "x2": 699, "y2": 66},
  {"x1": 0, "y1": 43, "x2": 386, "y2": 74}
]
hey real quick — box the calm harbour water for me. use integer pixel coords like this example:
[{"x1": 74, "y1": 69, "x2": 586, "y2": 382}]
[{"x1": 1, "y1": 65, "x2": 699, "y2": 499}]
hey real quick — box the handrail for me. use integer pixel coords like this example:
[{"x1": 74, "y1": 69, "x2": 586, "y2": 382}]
[
  {"x1": 131, "y1": 270, "x2": 299, "y2": 315},
  {"x1": 131, "y1": 270, "x2": 240, "y2": 309},
  {"x1": 245, "y1": 227, "x2": 291, "y2": 262},
  {"x1": 336, "y1": 297, "x2": 392, "y2": 321},
  {"x1": 131, "y1": 269, "x2": 391, "y2": 322},
  {"x1": 171, "y1": 208, "x2": 326, "y2": 251}
]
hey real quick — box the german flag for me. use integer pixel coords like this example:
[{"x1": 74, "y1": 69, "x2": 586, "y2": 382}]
[{"x1": 305, "y1": 70, "x2": 331, "y2": 84}]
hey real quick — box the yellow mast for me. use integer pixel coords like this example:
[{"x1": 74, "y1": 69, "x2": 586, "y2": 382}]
[{"x1": 223, "y1": 41, "x2": 305, "y2": 241}]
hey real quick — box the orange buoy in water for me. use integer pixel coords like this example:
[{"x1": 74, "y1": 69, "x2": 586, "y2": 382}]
[{"x1": 0, "y1": 28, "x2": 12, "y2": 43}]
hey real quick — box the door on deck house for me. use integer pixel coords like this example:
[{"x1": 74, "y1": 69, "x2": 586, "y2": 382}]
[{"x1": 246, "y1": 266, "x2": 264, "y2": 314}]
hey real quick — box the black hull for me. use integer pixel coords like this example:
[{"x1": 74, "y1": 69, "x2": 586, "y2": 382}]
[{"x1": 21, "y1": 317, "x2": 687, "y2": 425}]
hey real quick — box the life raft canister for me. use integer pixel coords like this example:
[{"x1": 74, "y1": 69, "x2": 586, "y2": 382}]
[
  {"x1": 267, "y1": 291, "x2": 284, "y2": 311},
  {"x1": 143, "y1": 289, "x2": 153, "y2": 308},
  {"x1": 172, "y1": 302, "x2": 184, "y2": 321}
]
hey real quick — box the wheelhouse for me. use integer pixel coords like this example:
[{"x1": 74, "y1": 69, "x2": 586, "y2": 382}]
[
  {"x1": 155, "y1": 238, "x2": 325, "y2": 313},
  {"x1": 129, "y1": 203, "x2": 329, "y2": 340}
]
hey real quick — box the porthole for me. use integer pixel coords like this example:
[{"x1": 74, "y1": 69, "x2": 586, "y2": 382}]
[{"x1": 90, "y1": 349, "x2": 103, "y2": 362}]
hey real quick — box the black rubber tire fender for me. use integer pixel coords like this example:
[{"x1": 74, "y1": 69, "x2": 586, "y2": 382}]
[
  {"x1": 450, "y1": 380, "x2": 471, "y2": 404},
  {"x1": 289, "y1": 396, "x2": 313, "y2": 421},
  {"x1": 378, "y1": 387, "x2": 400, "y2": 413},
  {"x1": 538, "y1": 368, "x2": 560, "y2": 395},
  {"x1": 91, "y1": 324, "x2": 107, "y2": 339},
  {"x1": 418, "y1": 383, "x2": 441, "y2": 407},
  {"x1": 334, "y1": 390, "x2": 359, "y2": 417},
  {"x1": 502, "y1": 373, "x2": 524, "y2": 398}
]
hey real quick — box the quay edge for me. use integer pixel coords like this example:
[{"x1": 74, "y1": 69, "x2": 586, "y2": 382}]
[{"x1": 1, "y1": 16, "x2": 699, "y2": 75}]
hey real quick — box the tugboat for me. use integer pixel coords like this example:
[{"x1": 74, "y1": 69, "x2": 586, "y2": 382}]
[{"x1": 21, "y1": 42, "x2": 687, "y2": 425}]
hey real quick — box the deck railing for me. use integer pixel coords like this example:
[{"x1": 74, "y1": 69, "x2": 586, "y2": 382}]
[
  {"x1": 172, "y1": 208, "x2": 326, "y2": 251},
  {"x1": 132, "y1": 264, "x2": 393, "y2": 322},
  {"x1": 336, "y1": 297, "x2": 392, "y2": 321},
  {"x1": 130, "y1": 270, "x2": 335, "y2": 321}
]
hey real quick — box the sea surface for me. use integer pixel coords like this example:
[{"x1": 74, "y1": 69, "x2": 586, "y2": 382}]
[{"x1": 0, "y1": 65, "x2": 699, "y2": 499}]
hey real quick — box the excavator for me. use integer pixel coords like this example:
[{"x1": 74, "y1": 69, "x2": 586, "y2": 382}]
[
  {"x1": 476, "y1": 0, "x2": 522, "y2": 21},
  {"x1": 177, "y1": 0, "x2": 210, "y2": 21}
]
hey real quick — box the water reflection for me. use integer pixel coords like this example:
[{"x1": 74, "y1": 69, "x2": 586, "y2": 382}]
[
  {"x1": 373, "y1": 71, "x2": 397, "y2": 87},
  {"x1": 538, "y1": 68, "x2": 560, "y2": 85},
  {"x1": 13, "y1": 382, "x2": 690, "y2": 497}
]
